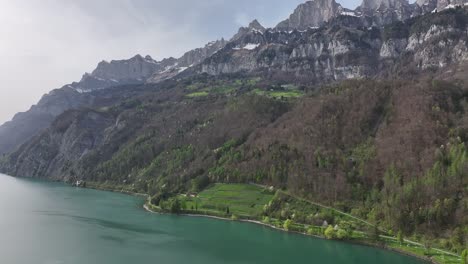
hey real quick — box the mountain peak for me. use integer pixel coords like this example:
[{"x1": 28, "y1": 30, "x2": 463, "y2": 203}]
[
  {"x1": 275, "y1": 0, "x2": 343, "y2": 31},
  {"x1": 248, "y1": 19, "x2": 265, "y2": 31},
  {"x1": 231, "y1": 19, "x2": 266, "y2": 41},
  {"x1": 69, "y1": 55, "x2": 163, "y2": 93},
  {"x1": 132, "y1": 54, "x2": 144, "y2": 59}
]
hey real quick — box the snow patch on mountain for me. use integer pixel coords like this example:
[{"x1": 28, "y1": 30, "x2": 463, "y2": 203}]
[{"x1": 233, "y1": 43, "x2": 261, "y2": 50}]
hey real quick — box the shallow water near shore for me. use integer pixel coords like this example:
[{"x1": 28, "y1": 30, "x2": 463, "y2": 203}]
[{"x1": 0, "y1": 174, "x2": 425, "y2": 264}]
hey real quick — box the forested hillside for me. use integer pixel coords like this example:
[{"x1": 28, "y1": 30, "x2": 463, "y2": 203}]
[{"x1": 1, "y1": 68, "x2": 467, "y2": 254}]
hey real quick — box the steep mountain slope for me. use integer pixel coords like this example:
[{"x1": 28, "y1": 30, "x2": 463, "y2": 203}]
[{"x1": 0, "y1": 88, "x2": 89, "y2": 155}]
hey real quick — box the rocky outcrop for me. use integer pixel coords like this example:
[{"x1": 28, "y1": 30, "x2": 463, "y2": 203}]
[
  {"x1": 407, "y1": 23, "x2": 468, "y2": 69},
  {"x1": 275, "y1": 0, "x2": 344, "y2": 30},
  {"x1": 380, "y1": 39, "x2": 408, "y2": 58}
]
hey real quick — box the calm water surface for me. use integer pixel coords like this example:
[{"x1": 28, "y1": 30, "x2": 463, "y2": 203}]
[{"x1": 0, "y1": 174, "x2": 425, "y2": 264}]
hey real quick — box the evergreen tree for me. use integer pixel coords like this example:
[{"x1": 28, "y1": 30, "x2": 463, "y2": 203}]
[
  {"x1": 397, "y1": 230, "x2": 404, "y2": 245},
  {"x1": 461, "y1": 249, "x2": 467, "y2": 264}
]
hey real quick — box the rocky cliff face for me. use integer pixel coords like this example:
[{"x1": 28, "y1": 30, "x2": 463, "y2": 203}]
[
  {"x1": 201, "y1": 18, "x2": 373, "y2": 82},
  {"x1": 276, "y1": 0, "x2": 345, "y2": 30},
  {"x1": 358, "y1": 0, "x2": 416, "y2": 25},
  {"x1": 274, "y1": 0, "x2": 467, "y2": 31},
  {"x1": 0, "y1": 82, "x2": 147, "y2": 155},
  {"x1": 177, "y1": 39, "x2": 228, "y2": 67},
  {"x1": 198, "y1": 8, "x2": 468, "y2": 82},
  {"x1": 1, "y1": 109, "x2": 114, "y2": 180}
]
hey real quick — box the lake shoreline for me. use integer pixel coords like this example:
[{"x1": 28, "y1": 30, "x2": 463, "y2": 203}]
[
  {"x1": 0, "y1": 175, "x2": 435, "y2": 264},
  {"x1": 0, "y1": 175, "x2": 443, "y2": 264},
  {"x1": 85, "y1": 182, "x2": 439, "y2": 264},
  {"x1": 142, "y1": 202, "x2": 437, "y2": 264}
]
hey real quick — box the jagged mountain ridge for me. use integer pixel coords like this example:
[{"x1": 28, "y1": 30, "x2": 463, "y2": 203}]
[
  {"x1": 70, "y1": 55, "x2": 171, "y2": 93},
  {"x1": 198, "y1": 8, "x2": 468, "y2": 82},
  {"x1": 37, "y1": 0, "x2": 468, "y2": 93},
  {"x1": 71, "y1": 39, "x2": 229, "y2": 93},
  {"x1": 275, "y1": 0, "x2": 468, "y2": 30}
]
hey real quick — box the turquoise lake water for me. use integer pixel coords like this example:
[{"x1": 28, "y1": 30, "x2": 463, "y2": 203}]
[{"x1": 0, "y1": 174, "x2": 425, "y2": 264}]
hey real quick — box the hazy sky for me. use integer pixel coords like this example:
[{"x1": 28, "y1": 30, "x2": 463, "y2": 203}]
[{"x1": 0, "y1": 0, "x2": 364, "y2": 125}]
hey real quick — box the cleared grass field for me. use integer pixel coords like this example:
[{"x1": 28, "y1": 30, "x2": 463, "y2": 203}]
[
  {"x1": 182, "y1": 184, "x2": 274, "y2": 217},
  {"x1": 186, "y1": 91, "x2": 209, "y2": 98},
  {"x1": 253, "y1": 88, "x2": 304, "y2": 99}
]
